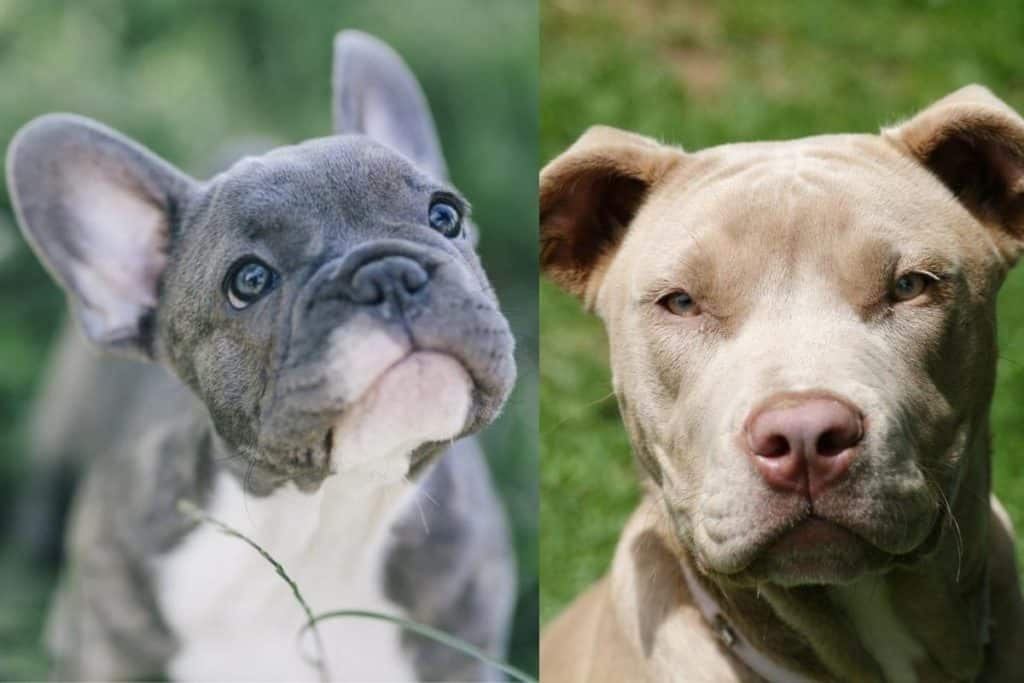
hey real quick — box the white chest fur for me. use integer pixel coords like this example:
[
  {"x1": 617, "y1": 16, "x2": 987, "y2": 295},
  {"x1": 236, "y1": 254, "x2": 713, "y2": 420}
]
[
  {"x1": 830, "y1": 575, "x2": 925, "y2": 683},
  {"x1": 156, "y1": 470, "x2": 417, "y2": 682}
]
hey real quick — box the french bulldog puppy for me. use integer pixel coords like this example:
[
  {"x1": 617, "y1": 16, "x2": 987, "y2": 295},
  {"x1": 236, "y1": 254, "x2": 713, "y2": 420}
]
[
  {"x1": 8, "y1": 30, "x2": 516, "y2": 682},
  {"x1": 540, "y1": 85, "x2": 1024, "y2": 681}
]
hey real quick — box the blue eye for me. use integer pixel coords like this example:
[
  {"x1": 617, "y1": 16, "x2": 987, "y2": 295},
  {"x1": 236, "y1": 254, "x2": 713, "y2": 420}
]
[
  {"x1": 428, "y1": 199, "x2": 462, "y2": 238},
  {"x1": 227, "y1": 259, "x2": 276, "y2": 309},
  {"x1": 661, "y1": 291, "x2": 701, "y2": 317},
  {"x1": 892, "y1": 272, "x2": 932, "y2": 302}
]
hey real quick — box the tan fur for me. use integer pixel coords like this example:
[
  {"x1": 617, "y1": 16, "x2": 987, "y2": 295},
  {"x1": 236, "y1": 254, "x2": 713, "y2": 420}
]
[{"x1": 541, "y1": 85, "x2": 1024, "y2": 681}]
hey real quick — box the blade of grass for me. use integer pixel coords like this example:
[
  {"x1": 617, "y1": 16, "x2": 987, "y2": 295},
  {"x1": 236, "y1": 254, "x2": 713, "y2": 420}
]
[
  {"x1": 178, "y1": 498, "x2": 534, "y2": 682},
  {"x1": 177, "y1": 499, "x2": 330, "y2": 682},
  {"x1": 303, "y1": 609, "x2": 538, "y2": 683}
]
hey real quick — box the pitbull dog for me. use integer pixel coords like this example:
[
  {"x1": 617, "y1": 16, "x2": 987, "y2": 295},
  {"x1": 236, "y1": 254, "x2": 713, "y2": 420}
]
[
  {"x1": 8, "y1": 31, "x2": 516, "y2": 682},
  {"x1": 539, "y1": 85, "x2": 1024, "y2": 682}
]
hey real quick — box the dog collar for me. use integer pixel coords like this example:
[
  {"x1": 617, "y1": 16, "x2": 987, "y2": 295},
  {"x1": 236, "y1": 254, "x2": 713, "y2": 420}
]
[{"x1": 680, "y1": 560, "x2": 818, "y2": 683}]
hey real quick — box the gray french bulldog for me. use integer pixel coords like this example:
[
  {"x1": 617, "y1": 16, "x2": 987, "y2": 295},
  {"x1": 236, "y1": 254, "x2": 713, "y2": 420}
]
[{"x1": 7, "y1": 30, "x2": 517, "y2": 682}]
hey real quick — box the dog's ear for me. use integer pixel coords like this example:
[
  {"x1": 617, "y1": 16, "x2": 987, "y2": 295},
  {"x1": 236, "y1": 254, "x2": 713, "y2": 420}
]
[
  {"x1": 540, "y1": 125, "x2": 682, "y2": 304},
  {"x1": 887, "y1": 84, "x2": 1024, "y2": 261},
  {"x1": 6, "y1": 114, "x2": 197, "y2": 357},
  {"x1": 332, "y1": 30, "x2": 447, "y2": 181}
]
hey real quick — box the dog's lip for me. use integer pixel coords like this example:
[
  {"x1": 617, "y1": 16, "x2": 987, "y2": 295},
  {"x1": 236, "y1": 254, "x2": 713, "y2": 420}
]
[
  {"x1": 706, "y1": 507, "x2": 946, "y2": 582},
  {"x1": 323, "y1": 349, "x2": 474, "y2": 472},
  {"x1": 766, "y1": 515, "x2": 862, "y2": 552},
  {"x1": 258, "y1": 349, "x2": 475, "y2": 475},
  {"x1": 349, "y1": 347, "x2": 473, "y2": 405}
]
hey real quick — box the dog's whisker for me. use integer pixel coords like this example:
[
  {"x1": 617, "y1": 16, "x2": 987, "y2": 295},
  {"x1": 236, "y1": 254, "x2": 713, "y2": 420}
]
[
  {"x1": 420, "y1": 486, "x2": 440, "y2": 508},
  {"x1": 542, "y1": 391, "x2": 617, "y2": 436},
  {"x1": 936, "y1": 484, "x2": 964, "y2": 582},
  {"x1": 413, "y1": 491, "x2": 431, "y2": 534},
  {"x1": 242, "y1": 460, "x2": 256, "y2": 528}
]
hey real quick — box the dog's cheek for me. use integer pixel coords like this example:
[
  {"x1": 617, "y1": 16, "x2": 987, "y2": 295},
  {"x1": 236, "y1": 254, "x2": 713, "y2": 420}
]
[
  {"x1": 190, "y1": 335, "x2": 266, "y2": 448},
  {"x1": 453, "y1": 241, "x2": 499, "y2": 303},
  {"x1": 872, "y1": 280, "x2": 983, "y2": 472},
  {"x1": 411, "y1": 268, "x2": 516, "y2": 413},
  {"x1": 617, "y1": 392, "x2": 664, "y2": 486},
  {"x1": 611, "y1": 312, "x2": 712, "y2": 505}
]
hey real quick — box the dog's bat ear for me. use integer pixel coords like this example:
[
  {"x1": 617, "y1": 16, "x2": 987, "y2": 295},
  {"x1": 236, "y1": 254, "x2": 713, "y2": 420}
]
[
  {"x1": 540, "y1": 125, "x2": 682, "y2": 306},
  {"x1": 6, "y1": 114, "x2": 197, "y2": 357},
  {"x1": 887, "y1": 84, "x2": 1024, "y2": 261},
  {"x1": 332, "y1": 30, "x2": 448, "y2": 181}
]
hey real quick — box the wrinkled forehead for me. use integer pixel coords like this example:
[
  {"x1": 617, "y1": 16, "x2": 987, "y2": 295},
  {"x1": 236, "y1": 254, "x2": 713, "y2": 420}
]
[
  {"x1": 625, "y1": 134, "x2": 981, "y2": 293},
  {"x1": 197, "y1": 135, "x2": 440, "y2": 231}
]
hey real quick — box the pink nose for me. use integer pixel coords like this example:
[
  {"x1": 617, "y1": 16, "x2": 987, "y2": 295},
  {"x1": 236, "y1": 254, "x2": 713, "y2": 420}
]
[{"x1": 745, "y1": 394, "x2": 863, "y2": 497}]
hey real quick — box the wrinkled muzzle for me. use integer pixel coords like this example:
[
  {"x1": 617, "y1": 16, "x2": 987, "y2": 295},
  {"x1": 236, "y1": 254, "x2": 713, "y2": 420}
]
[
  {"x1": 255, "y1": 239, "x2": 516, "y2": 479},
  {"x1": 642, "y1": 302, "x2": 956, "y2": 584}
]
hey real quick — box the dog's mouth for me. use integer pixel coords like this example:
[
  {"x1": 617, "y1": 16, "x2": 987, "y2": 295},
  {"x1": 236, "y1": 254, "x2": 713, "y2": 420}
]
[
  {"x1": 745, "y1": 515, "x2": 884, "y2": 585},
  {"x1": 325, "y1": 350, "x2": 473, "y2": 479},
  {"x1": 708, "y1": 507, "x2": 947, "y2": 587},
  {"x1": 674, "y1": 419, "x2": 967, "y2": 587},
  {"x1": 252, "y1": 350, "x2": 474, "y2": 486}
]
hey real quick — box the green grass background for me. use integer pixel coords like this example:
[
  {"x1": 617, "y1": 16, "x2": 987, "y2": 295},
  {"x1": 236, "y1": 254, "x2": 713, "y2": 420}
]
[
  {"x1": 0, "y1": 1, "x2": 538, "y2": 679},
  {"x1": 540, "y1": 0, "x2": 1024, "y2": 626}
]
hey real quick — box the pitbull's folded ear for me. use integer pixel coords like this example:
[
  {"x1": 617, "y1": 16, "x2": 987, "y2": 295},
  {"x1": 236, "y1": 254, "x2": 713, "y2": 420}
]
[
  {"x1": 540, "y1": 125, "x2": 682, "y2": 305},
  {"x1": 332, "y1": 30, "x2": 447, "y2": 181},
  {"x1": 887, "y1": 84, "x2": 1024, "y2": 260},
  {"x1": 6, "y1": 114, "x2": 197, "y2": 356}
]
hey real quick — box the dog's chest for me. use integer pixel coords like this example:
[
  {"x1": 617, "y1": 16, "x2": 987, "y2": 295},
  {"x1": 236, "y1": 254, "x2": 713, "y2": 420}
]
[
  {"x1": 155, "y1": 471, "x2": 417, "y2": 682},
  {"x1": 830, "y1": 576, "x2": 925, "y2": 683}
]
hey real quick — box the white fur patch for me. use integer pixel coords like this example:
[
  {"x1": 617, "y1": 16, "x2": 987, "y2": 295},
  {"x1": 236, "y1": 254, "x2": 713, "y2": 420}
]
[
  {"x1": 323, "y1": 318, "x2": 410, "y2": 402},
  {"x1": 331, "y1": 351, "x2": 472, "y2": 481},
  {"x1": 830, "y1": 576, "x2": 925, "y2": 683},
  {"x1": 157, "y1": 471, "x2": 418, "y2": 681}
]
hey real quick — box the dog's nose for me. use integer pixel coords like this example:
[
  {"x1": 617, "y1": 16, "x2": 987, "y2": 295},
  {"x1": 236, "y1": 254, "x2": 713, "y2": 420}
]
[
  {"x1": 348, "y1": 255, "x2": 429, "y2": 307},
  {"x1": 744, "y1": 394, "x2": 863, "y2": 497}
]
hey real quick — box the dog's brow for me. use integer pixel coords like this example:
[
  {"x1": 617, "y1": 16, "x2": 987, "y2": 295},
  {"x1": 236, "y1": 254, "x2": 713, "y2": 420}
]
[
  {"x1": 897, "y1": 251, "x2": 957, "y2": 277},
  {"x1": 240, "y1": 218, "x2": 284, "y2": 240},
  {"x1": 633, "y1": 230, "x2": 714, "y2": 292},
  {"x1": 401, "y1": 174, "x2": 470, "y2": 212},
  {"x1": 402, "y1": 174, "x2": 443, "y2": 194}
]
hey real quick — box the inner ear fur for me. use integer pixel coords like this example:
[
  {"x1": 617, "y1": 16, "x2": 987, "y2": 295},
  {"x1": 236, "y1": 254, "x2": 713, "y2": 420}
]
[
  {"x1": 887, "y1": 84, "x2": 1024, "y2": 258},
  {"x1": 6, "y1": 114, "x2": 195, "y2": 356},
  {"x1": 540, "y1": 125, "x2": 682, "y2": 303}
]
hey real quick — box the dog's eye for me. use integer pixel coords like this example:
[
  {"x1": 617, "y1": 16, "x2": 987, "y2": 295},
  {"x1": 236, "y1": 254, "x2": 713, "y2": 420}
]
[
  {"x1": 660, "y1": 291, "x2": 701, "y2": 317},
  {"x1": 226, "y1": 258, "x2": 277, "y2": 310},
  {"x1": 428, "y1": 199, "x2": 462, "y2": 238},
  {"x1": 892, "y1": 272, "x2": 934, "y2": 303}
]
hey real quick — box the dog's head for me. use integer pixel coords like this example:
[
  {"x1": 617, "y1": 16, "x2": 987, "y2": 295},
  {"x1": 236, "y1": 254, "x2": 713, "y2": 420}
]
[
  {"x1": 8, "y1": 31, "x2": 515, "y2": 490},
  {"x1": 542, "y1": 85, "x2": 1024, "y2": 586}
]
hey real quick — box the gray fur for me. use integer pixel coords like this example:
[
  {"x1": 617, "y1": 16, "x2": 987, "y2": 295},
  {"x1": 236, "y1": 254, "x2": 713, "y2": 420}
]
[
  {"x1": 385, "y1": 438, "x2": 516, "y2": 681},
  {"x1": 10, "y1": 30, "x2": 516, "y2": 681},
  {"x1": 333, "y1": 30, "x2": 447, "y2": 181}
]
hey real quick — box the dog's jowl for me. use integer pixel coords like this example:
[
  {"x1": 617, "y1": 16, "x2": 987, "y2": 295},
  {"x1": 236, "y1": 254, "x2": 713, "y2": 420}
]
[
  {"x1": 540, "y1": 85, "x2": 1024, "y2": 682},
  {"x1": 7, "y1": 31, "x2": 516, "y2": 681}
]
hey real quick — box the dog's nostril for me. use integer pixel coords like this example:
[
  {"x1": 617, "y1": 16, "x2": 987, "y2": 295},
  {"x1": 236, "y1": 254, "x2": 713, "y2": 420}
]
[
  {"x1": 760, "y1": 434, "x2": 790, "y2": 458},
  {"x1": 817, "y1": 428, "x2": 848, "y2": 457},
  {"x1": 745, "y1": 393, "x2": 864, "y2": 496},
  {"x1": 402, "y1": 265, "x2": 428, "y2": 293}
]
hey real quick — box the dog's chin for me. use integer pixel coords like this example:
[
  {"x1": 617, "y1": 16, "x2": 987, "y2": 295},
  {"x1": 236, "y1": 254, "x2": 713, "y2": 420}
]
[
  {"x1": 328, "y1": 351, "x2": 472, "y2": 482},
  {"x1": 699, "y1": 512, "x2": 945, "y2": 587},
  {"x1": 738, "y1": 518, "x2": 890, "y2": 586}
]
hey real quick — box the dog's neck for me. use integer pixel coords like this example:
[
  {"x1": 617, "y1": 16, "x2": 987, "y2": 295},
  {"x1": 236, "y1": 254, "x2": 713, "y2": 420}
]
[
  {"x1": 198, "y1": 417, "x2": 422, "y2": 544},
  {"x1": 616, "y1": 427, "x2": 994, "y2": 683}
]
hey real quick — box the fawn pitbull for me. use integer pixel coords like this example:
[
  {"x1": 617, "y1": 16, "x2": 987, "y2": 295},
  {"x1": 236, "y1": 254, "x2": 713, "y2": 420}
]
[
  {"x1": 540, "y1": 85, "x2": 1024, "y2": 682},
  {"x1": 7, "y1": 31, "x2": 516, "y2": 681}
]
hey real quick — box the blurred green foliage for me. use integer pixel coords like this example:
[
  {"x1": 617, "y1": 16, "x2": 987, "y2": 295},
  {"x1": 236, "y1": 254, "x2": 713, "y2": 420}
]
[
  {"x1": 0, "y1": 1, "x2": 537, "y2": 679},
  {"x1": 541, "y1": 0, "x2": 1024, "y2": 625}
]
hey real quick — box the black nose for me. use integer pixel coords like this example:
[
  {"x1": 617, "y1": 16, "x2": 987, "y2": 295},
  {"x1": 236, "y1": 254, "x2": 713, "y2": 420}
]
[{"x1": 348, "y1": 255, "x2": 429, "y2": 306}]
